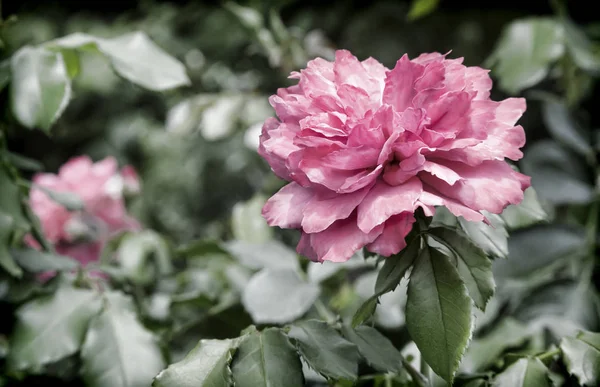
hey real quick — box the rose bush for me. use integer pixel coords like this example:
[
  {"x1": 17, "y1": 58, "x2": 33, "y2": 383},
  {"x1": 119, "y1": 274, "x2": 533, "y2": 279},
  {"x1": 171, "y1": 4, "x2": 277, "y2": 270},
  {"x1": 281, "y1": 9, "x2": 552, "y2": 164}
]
[
  {"x1": 260, "y1": 50, "x2": 530, "y2": 262},
  {"x1": 27, "y1": 156, "x2": 140, "y2": 267}
]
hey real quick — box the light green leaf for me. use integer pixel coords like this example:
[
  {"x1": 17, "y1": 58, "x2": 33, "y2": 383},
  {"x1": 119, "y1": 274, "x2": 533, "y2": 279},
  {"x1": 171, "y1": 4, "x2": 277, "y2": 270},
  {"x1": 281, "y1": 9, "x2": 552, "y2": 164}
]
[
  {"x1": 289, "y1": 320, "x2": 359, "y2": 380},
  {"x1": 341, "y1": 324, "x2": 403, "y2": 373},
  {"x1": 375, "y1": 238, "x2": 418, "y2": 295},
  {"x1": 522, "y1": 140, "x2": 594, "y2": 204},
  {"x1": 81, "y1": 292, "x2": 165, "y2": 387},
  {"x1": 501, "y1": 187, "x2": 547, "y2": 229},
  {"x1": 462, "y1": 318, "x2": 530, "y2": 373},
  {"x1": 10, "y1": 46, "x2": 71, "y2": 131},
  {"x1": 8, "y1": 286, "x2": 102, "y2": 371},
  {"x1": 231, "y1": 195, "x2": 272, "y2": 244},
  {"x1": 542, "y1": 97, "x2": 593, "y2": 157},
  {"x1": 115, "y1": 231, "x2": 172, "y2": 284},
  {"x1": 48, "y1": 32, "x2": 190, "y2": 91},
  {"x1": 405, "y1": 247, "x2": 473, "y2": 383},
  {"x1": 1, "y1": 163, "x2": 32, "y2": 233},
  {"x1": 153, "y1": 338, "x2": 242, "y2": 387},
  {"x1": 428, "y1": 228, "x2": 495, "y2": 310},
  {"x1": 11, "y1": 248, "x2": 79, "y2": 273},
  {"x1": 224, "y1": 240, "x2": 299, "y2": 271},
  {"x1": 560, "y1": 331, "x2": 600, "y2": 386},
  {"x1": 231, "y1": 327, "x2": 304, "y2": 387},
  {"x1": 487, "y1": 17, "x2": 564, "y2": 94},
  {"x1": 407, "y1": 0, "x2": 439, "y2": 21},
  {"x1": 459, "y1": 214, "x2": 508, "y2": 258},
  {"x1": 494, "y1": 224, "x2": 586, "y2": 279},
  {"x1": 564, "y1": 18, "x2": 600, "y2": 72},
  {"x1": 0, "y1": 213, "x2": 22, "y2": 277},
  {"x1": 351, "y1": 295, "x2": 378, "y2": 328},
  {"x1": 492, "y1": 357, "x2": 550, "y2": 387},
  {"x1": 34, "y1": 185, "x2": 84, "y2": 211},
  {"x1": 242, "y1": 268, "x2": 319, "y2": 324}
]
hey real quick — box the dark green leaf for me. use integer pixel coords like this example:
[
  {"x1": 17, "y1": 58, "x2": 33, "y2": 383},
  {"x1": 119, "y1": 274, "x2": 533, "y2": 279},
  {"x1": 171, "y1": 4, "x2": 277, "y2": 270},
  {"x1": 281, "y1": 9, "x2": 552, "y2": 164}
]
[
  {"x1": 405, "y1": 247, "x2": 473, "y2": 382},
  {"x1": 231, "y1": 327, "x2": 304, "y2": 387},
  {"x1": 486, "y1": 17, "x2": 564, "y2": 93},
  {"x1": 0, "y1": 213, "x2": 22, "y2": 277},
  {"x1": 501, "y1": 187, "x2": 547, "y2": 230},
  {"x1": 4, "y1": 152, "x2": 44, "y2": 172},
  {"x1": 428, "y1": 228, "x2": 495, "y2": 310},
  {"x1": 0, "y1": 167, "x2": 29, "y2": 231},
  {"x1": 462, "y1": 318, "x2": 530, "y2": 372},
  {"x1": 494, "y1": 224, "x2": 586, "y2": 279},
  {"x1": 492, "y1": 357, "x2": 550, "y2": 386},
  {"x1": 375, "y1": 239, "x2": 418, "y2": 295},
  {"x1": 34, "y1": 186, "x2": 84, "y2": 211},
  {"x1": 341, "y1": 324, "x2": 403, "y2": 373},
  {"x1": 49, "y1": 32, "x2": 190, "y2": 91},
  {"x1": 542, "y1": 97, "x2": 593, "y2": 157},
  {"x1": 407, "y1": 0, "x2": 439, "y2": 21},
  {"x1": 153, "y1": 337, "x2": 242, "y2": 387},
  {"x1": 11, "y1": 248, "x2": 79, "y2": 273},
  {"x1": 459, "y1": 215, "x2": 508, "y2": 258},
  {"x1": 242, "y1": 268, "x2": 319, "y2": 324},
  {"x1": 522, "y1": 140, "x2": 594, "y2": 204},
  {"x1": 351, "y1": 295, "x2": 378, "y2": 328},
  {"x1": 0, "y1": 60, "x2": 10, "y2": 91},
  {"x1": 80, "y1": 292, "x2": 165, "y2": 387},
  {"x1": 290, "y1": 320, "x2": 359, "y2": 380},
  {"x1": 8, "y1": 286, "x2": 102, "y2": 372},
  {"x1": 10, "y1": 46, "x2": 71, "y2": 131}
]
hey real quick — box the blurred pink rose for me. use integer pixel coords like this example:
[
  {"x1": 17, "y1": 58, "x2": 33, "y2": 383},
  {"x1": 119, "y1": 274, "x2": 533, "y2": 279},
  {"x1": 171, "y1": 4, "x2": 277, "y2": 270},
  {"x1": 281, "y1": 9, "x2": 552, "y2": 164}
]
[
  {"x1": 28, "y1": 156, "x2": 141, "y2": 271},
  {"x1": 259, "y1": 50, "x2": 530, "y2": 263}
]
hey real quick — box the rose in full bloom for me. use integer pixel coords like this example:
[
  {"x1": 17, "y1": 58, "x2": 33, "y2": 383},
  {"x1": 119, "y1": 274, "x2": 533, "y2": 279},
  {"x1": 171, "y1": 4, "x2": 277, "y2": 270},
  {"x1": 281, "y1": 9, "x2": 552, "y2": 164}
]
[
  {"x1": 28, "y1": 156, "x2": 141, "y2": 267},
  {"x1": 259, "y1": 50, "x2": 530, "y2": 263}
]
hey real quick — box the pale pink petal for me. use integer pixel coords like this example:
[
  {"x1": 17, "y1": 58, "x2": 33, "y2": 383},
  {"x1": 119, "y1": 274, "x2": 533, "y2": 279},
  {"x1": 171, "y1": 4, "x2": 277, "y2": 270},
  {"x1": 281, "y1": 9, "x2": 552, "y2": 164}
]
[
  {"x1": 367, "y1": 212, "x2": 415, "y2": 256},
  {"x1": 417, "y1": 190, "x2": 485, "y2": 222},
  {"x1": 357, "y1": 178, "x2": 422, "y2": 233},
  {"x1": 262, "y1": 182, "x2": 314, "y2": 228},
  {"x1": 422, "y1": 160, "x2": 461, "y2": 185},
  {"x1": 383, "y1": 54, "x2": 424, "y2": 112}
]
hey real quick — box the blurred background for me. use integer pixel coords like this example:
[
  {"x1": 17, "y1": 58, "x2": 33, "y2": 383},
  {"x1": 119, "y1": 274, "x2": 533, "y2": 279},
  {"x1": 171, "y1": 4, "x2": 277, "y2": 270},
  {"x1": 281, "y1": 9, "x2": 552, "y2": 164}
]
[{"x1": 2, "y1": 0, "x2": 598, "y2": 246}]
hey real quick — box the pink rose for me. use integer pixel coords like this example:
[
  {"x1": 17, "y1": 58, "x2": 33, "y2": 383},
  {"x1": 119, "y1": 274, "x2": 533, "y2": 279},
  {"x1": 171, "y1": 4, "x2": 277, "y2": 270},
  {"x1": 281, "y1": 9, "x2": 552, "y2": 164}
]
[
  {"x1": 28, "y1": 156, "x2": 141, "y2": 269},
  {"x1": 259, "y1": 50, "x2": 530, "y2": 263}
]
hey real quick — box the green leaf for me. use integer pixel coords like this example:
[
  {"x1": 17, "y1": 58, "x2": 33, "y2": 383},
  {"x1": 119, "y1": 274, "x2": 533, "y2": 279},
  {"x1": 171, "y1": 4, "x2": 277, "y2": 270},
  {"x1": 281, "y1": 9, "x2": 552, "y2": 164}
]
[
  {"x1": 0, "y1": 213, "x2": 22, "y2": 277},
  {"x1": 115, "y1": 231, "x2": 172, "y2": 284},
  {"x1": 48, "y1": 32, "x2": 190, "y2": 91},
  {"x1": 351, "y1": 295, "x2": 378, "y2": 328},
  {"x1": 60, "y1": 49, "x2": 81, "y2": 79},
  {"x1": 522, "y1": 140, "x2": 594, "y2": 204},
  {"x1": 375, "y1": 238, "x2": 418, "y2": 295},
  {"x1": 541, "y1": 97, "x2": 593, "y2": 157},
  {"x1": 560, "y1": 331, "x2": 600, "y2": 386},
  {"x1": 4, "y1": 151, "x2": 44, "y2": 172},
  {"x1": 341, "y1": 324, "x2": 403, "y2": 373},
  {"x1": 462, "y1": 318, "x2": 530, "y2": 372},
  {"x1": 487, "y1": 17, "x2": 564, "y2": 94},
  {"x1": 0, "y1": 166, "x2": 30, "y2": 231},
  {"x1": 407, "y1": 0, "x2": 439, "y2": 21},
  {"x1": 11, "y1": 248, "x2": 79, "y2": 273},
  {"x1": 224, "y1": 240, "x2": 299, "y2": 271},
  {"x1": 231, "y1": 194, "x2": 273, "y2": 244},
  {"x1": 80, "y1": 292, "x2": 164, "y2": 387},
  {"x1": 10, "y1": 46, "x2": 71, "y2": 131},
  {"x1": 563, "y1": 18, "x2": 600, "y2": 72},
  {"x1": 231, "y1": 327, "x2": 304, "y2": 387},
  {"x1": 405, "y1": 247, "x2": 473, "y2": 382},
  {"x1": 289, "y1": 320, "x2": 359, "y2": 380},
  {"x1": 0, "y1": 60, "x2": 10, "y2": 91},
  {"x1": 8, "y1": 286, "x2": 102, "y2": 371},
  {"x1": 492, "y1": 357, "x2": 550, "y2": 387},
  {"x1": 501, "y1": 187, "x2": 547, "y2": 230},
  {"x1": 242, "y1": 268, "x2": 320, "y2": 324},
  {"x1": 459, "y1": 214, "x2": 508, "y2": 258},
  {"x1": 493, "y1": 224, "x2": 586, "y2": 279},
  {"x1": 153, "y1": 338, "x2": 242, "y2": 387},
  {"x1": 34, "y1": 185, "x2": 85, "y2": 211},
  {"x1": 428, "y1": 228, "x2": 495, "y2": 310}
]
